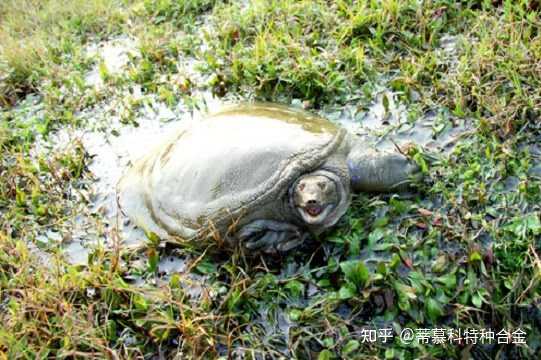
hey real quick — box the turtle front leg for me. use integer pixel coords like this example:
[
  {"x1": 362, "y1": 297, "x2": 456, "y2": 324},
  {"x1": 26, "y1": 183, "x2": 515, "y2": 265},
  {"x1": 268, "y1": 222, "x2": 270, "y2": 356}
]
[
  {"x1": 238, "y1": 220, "x2": 308, "y2": 254},
  {"x1": 347, "y1": 147, "x2": 421, "y2": 193}
]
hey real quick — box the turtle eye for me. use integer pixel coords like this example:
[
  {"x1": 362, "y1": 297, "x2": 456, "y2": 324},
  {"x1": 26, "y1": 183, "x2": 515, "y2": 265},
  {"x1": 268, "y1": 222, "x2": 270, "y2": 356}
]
[
  {"x1": 318, "y1": 182, "x2": 326, "y2": 190},
  {"x1": 299, "y1": 183, "x2": 305, "y2": 191}
]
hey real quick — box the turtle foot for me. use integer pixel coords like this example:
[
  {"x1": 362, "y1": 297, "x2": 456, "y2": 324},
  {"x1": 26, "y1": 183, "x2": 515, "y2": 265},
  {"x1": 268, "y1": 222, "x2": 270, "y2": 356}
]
[{"x1": 238, "y1": 220, "x2": 308, "y2": 254}]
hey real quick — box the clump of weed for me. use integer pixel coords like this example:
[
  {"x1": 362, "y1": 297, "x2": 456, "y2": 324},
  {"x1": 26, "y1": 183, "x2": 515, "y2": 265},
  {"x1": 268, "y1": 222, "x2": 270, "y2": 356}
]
[
  {"x1": 0, "y1": 0, "x2": 126, "y2": 106},
  {"x1": 134, "y1": 0, "x2": 219, "y2": 27}
]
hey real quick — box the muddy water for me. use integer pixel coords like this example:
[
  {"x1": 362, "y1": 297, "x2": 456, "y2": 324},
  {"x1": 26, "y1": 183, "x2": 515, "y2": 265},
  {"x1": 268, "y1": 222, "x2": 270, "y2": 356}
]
[
  {"x1": 85, "y1": 35, "x2": 138, "y2": 89},
  {"x1": 320, "y1": 90, "x2": 472, "y2": 154}
]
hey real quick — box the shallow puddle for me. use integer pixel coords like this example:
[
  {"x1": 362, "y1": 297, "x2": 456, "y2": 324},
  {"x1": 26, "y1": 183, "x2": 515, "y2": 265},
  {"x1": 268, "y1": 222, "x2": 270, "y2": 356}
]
[
  {"x1": 85, "y1": 35, "x2": 138, "y2": 89},
  {"x1": 320, "y1": 90, "x2": 472, "y2": 154}
]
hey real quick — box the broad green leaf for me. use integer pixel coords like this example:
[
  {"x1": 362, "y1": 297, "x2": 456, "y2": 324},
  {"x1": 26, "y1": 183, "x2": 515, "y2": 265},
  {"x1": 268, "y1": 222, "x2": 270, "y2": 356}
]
[
  {"x1": 289, "y1": 308, "x2": 302, "y2": 321},
  {"x1": 340, "y1": 260, "x2": 369, "y2": 288},
  {"x1": 342, "y1": 340, "x2": 360, "y2": 355},
  {"x1": 426, "y1": 297, "x2": 443, "y2": 321},
  {"x1": 195, "y1": 260, "x2": 217, "y2": 274},
  {"x1": 469, "y1": 251, "x2": 482, "y2": 262},
  {"x1": 285, "y1": 280, "x2": 304, "y2": 298},
  {"x1": 472, "y1": 292, "x2": 483, "y2": 308},
  {"x1": 145, "y1": 231, "x2": 161, "y2": 247},
  {"x1": 394, "y1": 282, "x2": 417, "y2": 300},
  {"x1": 368, "y1": 228, "x2": 385, "y2": 246},
  {"x1": 436, "y1": 272, "x2": 456, "y2": 289},
  {"x1": 323, "y1": 337, "x2": 335, "y2": 348},
  {"x1": 318, "y1": 349, "x2": 334, "y2": 360},
  {"x1": 432, "y1": 255, "x2": 447, "y2": 273},
  {"x1": 133, "y1": 294, "x2": 148, "y2": 311},
  {"x1": 170, "y1": 273, "x2": 181, "y2": 289},
  {"x1": 338, "y1": 283, "x2": 356, "y2": 299}
]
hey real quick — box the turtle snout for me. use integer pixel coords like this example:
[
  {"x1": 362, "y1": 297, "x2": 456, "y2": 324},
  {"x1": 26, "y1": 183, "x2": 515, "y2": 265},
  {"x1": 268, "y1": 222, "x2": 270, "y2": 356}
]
[{"x1": 305, "y1": 200, "x2": 323, "y2": 216}]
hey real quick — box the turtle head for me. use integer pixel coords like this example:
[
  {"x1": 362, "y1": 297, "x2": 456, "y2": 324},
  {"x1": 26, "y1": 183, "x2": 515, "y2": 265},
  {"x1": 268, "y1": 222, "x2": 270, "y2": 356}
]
[{"x1": 292, "y1": 173, "x2": 339, "y2": 225}]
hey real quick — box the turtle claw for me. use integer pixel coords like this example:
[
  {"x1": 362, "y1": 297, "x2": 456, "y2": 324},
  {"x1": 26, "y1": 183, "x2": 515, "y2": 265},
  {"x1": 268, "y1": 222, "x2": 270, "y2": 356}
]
[
  {"x1": 239, "y1": 220, "x2": 307, "y2": 254},
  {"x1": 244, "y1": 231, "x2": 279, "y2": 250},
  {"x1": 275, "y1": 232, "x2": 308, "y2": 252}
]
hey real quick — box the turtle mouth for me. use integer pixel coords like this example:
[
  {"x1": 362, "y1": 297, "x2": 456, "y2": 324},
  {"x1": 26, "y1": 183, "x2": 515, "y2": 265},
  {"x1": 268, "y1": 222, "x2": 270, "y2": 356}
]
[
  {"x1": 305, "y1": 204, "x2": 323, "y2": 217},
  {"x1": 298, "y1": 203, "x2": 335, "y2": 225}
]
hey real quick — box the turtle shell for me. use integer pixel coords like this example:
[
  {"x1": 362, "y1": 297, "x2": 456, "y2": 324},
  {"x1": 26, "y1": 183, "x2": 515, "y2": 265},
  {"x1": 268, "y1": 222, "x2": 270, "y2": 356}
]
[{"x1": 118, "y1": 103, "x2": 347, "y2": 240}]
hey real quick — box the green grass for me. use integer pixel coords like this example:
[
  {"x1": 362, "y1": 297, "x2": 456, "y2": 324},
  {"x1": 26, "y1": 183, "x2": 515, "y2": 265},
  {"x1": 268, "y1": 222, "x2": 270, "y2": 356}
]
[
  {"x1": 1, "y1": 0, "x2": 541, "y2": 358},
  {"x1": 0, "y1": 0, "x2": 127, "y2": 106}
]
